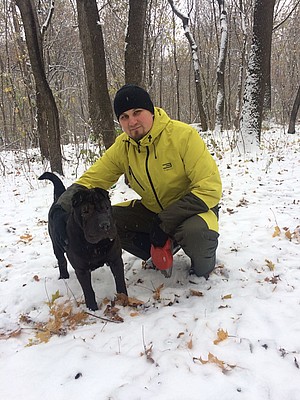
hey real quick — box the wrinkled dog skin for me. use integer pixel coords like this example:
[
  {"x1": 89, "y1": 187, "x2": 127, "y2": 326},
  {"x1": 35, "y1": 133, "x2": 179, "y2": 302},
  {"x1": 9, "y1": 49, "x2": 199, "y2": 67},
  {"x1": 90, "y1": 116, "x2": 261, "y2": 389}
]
[{"x1": 39, "y1": 172, "x2": 127, "y2": 310}]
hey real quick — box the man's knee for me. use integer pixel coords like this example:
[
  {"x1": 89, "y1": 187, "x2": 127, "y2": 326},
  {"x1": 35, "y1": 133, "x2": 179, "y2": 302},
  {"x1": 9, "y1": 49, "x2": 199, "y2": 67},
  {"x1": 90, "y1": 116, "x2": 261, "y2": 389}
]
[{"x1": 174, "y1": 216, "x2": 219, "y2": 277}]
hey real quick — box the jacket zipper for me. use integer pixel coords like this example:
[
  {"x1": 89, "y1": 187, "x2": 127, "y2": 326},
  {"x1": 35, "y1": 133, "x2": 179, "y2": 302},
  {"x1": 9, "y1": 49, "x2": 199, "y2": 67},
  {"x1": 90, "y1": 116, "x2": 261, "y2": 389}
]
[
  {"x1": 128, "y1": 165, "x2": 145, "y2": 191},
  {"x1": 145, "y1": 147, "x2": 164, "y2": 210}
]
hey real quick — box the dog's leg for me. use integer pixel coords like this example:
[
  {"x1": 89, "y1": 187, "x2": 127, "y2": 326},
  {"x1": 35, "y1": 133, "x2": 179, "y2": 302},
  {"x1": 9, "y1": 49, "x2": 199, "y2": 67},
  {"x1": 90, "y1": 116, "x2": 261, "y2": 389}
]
[
  {"x1": 52, "y1": 244, "x2": 69, "y2": 279},
  {"x1": 109, "y1": 257, "x2": 128, "y2": 296},
  {"x1": 74, "y1": 269, "x2": 98, "y2": 311}
]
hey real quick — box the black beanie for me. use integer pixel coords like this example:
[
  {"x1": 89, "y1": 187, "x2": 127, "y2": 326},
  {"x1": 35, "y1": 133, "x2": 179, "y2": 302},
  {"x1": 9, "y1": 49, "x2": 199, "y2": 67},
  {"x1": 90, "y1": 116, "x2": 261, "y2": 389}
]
[{"x1": 113, "y1": 84, "x2": 154, "y2": 120}]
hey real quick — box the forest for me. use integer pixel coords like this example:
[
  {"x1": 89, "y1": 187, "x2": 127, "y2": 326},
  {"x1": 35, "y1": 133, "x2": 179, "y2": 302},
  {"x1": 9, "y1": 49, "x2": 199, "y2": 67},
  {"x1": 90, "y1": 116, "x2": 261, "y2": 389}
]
[{"x1": 0, "y1": 0, "x2": 299, "y2": 172}]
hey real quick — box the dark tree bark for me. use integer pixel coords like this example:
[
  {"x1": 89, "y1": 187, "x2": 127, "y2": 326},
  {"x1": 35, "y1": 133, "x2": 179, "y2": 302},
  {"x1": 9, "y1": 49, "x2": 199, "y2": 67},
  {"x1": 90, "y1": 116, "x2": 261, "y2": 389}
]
[
  {"x1": 288, "y1": 84, "x2": 300, "y2": 134},
  {"x1": 125, "y1": 0, "x2": 147, "y2": 86},
  {"x1": 215, "y1": 0, "x2": 228, "y2": 132},
  {"x1": 76, "y1": 0, "x2": 115, "y2": 149},
  {"x1": 168, "y1": 0, "x2": 208, "y2": 131},
  {"x1": 239, "y1": 0, "x2": 275, "y2": 152},
  {"x1": 15, "y1": 0, "x2": 63, "y2": 173}
]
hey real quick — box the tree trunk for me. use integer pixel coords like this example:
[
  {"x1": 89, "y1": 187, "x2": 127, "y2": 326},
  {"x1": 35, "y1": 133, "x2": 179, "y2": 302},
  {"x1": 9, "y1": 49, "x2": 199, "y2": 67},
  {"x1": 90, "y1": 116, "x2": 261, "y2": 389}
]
[
  {"x1": 15, "y1": 0, "x2": 63, "y2": 174},
  {"x1": 239, "y1": 0, "x2": 275, "y2": 153},
  {"x1": 76, "y1": 0, "x2": 115, "y2": 149},
  {"x1": 288, "y1": 84, "x2": 300, "y2": 134},
  {"x1": 215, "y1": 0, "x2": 228, "y2": 132},
  {"x1": 125, "y1": 0, "x2": 147, "y2": 86},
  {"x1": 234, "y1": 0, "x2": 247, "y2": 130},
  {"x1": 167, "y1": 0, "x2": 208, "y2": 131}
]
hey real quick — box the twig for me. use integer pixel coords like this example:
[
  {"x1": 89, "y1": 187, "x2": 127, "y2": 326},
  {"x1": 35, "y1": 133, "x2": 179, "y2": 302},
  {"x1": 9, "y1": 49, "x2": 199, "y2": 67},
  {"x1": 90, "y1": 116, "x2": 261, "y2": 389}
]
[{"x1": 84, "y1": 311, "x2": 123, "y2": 324}]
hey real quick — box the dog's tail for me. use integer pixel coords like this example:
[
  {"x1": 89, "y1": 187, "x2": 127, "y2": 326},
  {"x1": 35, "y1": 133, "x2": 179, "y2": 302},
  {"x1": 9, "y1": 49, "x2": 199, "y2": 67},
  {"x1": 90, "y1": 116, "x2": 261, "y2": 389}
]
[{"x1": 39, "y1": 172, "x2": 66, "y2": 202}]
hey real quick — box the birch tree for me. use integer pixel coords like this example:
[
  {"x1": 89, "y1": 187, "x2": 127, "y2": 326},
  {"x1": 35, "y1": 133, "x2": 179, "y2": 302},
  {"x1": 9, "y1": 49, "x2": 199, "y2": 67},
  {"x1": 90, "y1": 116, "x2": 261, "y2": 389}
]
[
  {"x1": 239, "y1": 0, "x2": 275, "y2": 153},
  {"x1": 215, "y1": 0, "x2": 228, "y2": 132},
  {"x1": 167, "y1": 0, "x2": 208, "y2": 131}
]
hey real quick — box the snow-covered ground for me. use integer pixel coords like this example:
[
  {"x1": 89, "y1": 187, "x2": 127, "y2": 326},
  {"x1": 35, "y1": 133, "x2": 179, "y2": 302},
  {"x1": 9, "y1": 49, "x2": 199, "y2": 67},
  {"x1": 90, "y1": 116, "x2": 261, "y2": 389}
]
[{"x1": 0, "y1": 128, "x2": 299, "y2": 400}]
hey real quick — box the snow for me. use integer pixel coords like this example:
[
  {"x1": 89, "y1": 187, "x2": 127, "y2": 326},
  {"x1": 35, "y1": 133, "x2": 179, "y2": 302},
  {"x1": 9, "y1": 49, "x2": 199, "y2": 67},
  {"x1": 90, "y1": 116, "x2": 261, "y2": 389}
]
[{"x1": 0, "y1": 128, "x2": 300, "y2": 400}]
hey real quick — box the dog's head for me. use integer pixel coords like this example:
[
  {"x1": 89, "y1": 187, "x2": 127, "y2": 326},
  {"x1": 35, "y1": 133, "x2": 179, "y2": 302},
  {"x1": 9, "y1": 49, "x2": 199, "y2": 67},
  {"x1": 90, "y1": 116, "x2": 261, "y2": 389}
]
[{"x1": 71, "y1": 188, "x2": 117, "y2": 244}]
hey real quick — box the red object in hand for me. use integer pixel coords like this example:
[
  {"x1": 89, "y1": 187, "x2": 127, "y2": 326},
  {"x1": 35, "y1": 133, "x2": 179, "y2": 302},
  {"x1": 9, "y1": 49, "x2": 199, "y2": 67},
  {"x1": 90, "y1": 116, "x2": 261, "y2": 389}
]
[{"x1": 150, "y1": 238, "x2": 173, "y2": 270}]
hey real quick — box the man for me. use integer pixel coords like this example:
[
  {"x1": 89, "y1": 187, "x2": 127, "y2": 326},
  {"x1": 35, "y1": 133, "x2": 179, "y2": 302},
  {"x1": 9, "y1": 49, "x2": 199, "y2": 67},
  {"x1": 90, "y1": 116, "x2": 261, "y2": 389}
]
[{"x1": 55, "y1": 84, "x2": 222, "y2": 278}]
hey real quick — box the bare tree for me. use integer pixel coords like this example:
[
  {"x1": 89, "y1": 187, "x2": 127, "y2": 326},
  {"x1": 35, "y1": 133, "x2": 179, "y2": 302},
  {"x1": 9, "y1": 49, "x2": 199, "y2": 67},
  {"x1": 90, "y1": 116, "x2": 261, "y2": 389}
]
[
  {"x1": 288, "y1": 84, "x2": 300, "y2": 134},
  {"x1": 167, "y1": 0, "x2": 208, "y2": 131},
  {"x1": 125, "y1": 0, "x2": 147, "y2": 86},
  {"x1": 239, "y1": 0, "x2": 276, "y2": 152},
  {"x1": 76, "y1": 0, "x2": 115, "y2": 150},
  {"x1": 215, "y1": 0, "x2": 228, "y2": 132},
  {"x1": 15, "y1": 0, "x2": 63, "y2": 174}
]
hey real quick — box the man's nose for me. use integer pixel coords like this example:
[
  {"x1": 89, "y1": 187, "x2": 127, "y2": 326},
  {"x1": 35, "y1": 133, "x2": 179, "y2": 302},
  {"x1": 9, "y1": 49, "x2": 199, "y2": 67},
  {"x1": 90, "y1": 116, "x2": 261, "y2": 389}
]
[{"x1": 128, "y1": 115, "x2": 138, "y2": 125}]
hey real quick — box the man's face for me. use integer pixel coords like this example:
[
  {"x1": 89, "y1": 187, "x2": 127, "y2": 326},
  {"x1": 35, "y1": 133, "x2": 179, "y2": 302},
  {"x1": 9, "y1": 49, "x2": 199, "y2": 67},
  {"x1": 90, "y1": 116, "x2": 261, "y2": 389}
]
[{"x1": 119, "y1": 108, "x2": 154, "y2": 141}]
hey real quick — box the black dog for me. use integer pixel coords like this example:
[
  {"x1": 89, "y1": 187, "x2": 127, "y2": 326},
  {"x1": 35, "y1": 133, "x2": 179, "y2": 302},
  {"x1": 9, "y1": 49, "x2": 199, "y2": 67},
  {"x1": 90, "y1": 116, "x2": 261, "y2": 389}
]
[{"x1": 39, "y1": 172, "x2": 127, "y2": 310}]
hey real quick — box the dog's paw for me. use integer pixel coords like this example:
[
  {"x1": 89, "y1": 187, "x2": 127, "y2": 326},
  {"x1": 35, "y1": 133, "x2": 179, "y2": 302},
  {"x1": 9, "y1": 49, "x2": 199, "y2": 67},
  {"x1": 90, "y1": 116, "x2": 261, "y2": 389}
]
[
  {"x1": 58, "y1": 272, "x2": 70, "y2": 279},
  {"x1": 87, "y1": 303, "x2": 98, "y2": 311}
]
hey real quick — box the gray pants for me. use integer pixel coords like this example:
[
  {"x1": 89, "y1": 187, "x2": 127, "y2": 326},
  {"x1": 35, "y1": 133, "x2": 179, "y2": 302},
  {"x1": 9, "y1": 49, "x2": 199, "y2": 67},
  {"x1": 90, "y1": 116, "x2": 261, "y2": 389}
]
[{"x1": 113, "y1": 200, "x2": 219, "y2": 277}]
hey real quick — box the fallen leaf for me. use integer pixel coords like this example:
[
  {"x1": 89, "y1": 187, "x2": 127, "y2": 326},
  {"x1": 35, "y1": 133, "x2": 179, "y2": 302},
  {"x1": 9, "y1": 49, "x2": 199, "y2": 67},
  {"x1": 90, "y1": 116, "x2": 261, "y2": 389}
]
[
  {"x1": 272, "y1": 226, "x2": 281, "y2": 237},
  {"x1": 0, "y1": 327, "x2": 22, "y2": 340},
  {"x1": 115, "y1": 293, "x2": 144, "y2": 307},
  {"x1": 190, "y1": 289, "x2": 204, "y2": 297},
  {"x1": 222, "y1": 294, "x2": 232, "y2": 300},
  {"x1": 214, "y1": 329, "x2": 229, "y2": 345},
  {"x1": 19, "y1": 233, "x2": 33, "y2": 243},
  {"x1": 194, "y1": 352, "x2": 236, "y2": 372},
  {"x1": 285, "y1": 230, "x2": 292, "y2": 240},
  {"x1": 153, "y1": 283, "x2": 164, "y2": 301},
  {"x1": 187, "y1": 336, "x2": 193, "y2": 349},
  {"x1": 265, "y1": 259, "x2": 275, "y2": 271},
  {"x1": 33, "y1": 275, "x2": 40, "y2": 282}
]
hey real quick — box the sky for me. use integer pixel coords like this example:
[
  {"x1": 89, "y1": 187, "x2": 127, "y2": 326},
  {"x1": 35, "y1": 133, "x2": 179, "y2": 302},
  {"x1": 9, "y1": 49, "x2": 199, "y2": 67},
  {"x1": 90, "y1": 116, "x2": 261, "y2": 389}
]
[{"x1": 0, "y1": 128, "x2": 299, "y2": 400}]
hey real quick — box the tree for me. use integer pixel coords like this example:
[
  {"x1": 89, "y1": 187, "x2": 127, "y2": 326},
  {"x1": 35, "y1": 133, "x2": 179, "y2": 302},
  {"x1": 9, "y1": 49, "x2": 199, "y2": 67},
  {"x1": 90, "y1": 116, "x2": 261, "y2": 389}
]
[
  {"x1": 288, "y1": 84, "x2": 300, "y2": 134},
  {"x1": 167, "y1": 0, "x2": 208, "y2": 131},
  {"x1": 15, "y1": 0, "x2": 63, "y2": 174},
  {"x1": 239, "y1": 0, "x2": 276, "y2": 152},
  {"x1": 125, "y1": 0, "x2": 147, "y2": 86},
  {"x1": 76, "y1": 0, "x2": 115, "y2": 149},
  {"x1": 215, "y1": 0, "x2": 228, "y2": 132}
]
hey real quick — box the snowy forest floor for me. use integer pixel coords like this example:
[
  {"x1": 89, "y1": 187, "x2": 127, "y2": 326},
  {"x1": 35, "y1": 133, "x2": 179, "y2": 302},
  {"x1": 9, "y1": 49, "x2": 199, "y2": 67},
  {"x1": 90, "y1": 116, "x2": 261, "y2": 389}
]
[{"x1": 0, "y1": 127, "x2": 300, "y2": 400}]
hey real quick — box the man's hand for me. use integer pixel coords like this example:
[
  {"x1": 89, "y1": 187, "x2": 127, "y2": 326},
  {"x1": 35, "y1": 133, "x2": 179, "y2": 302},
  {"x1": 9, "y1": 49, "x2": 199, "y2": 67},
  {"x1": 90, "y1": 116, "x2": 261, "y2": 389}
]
[{"x1": 150, "y1": 216, "x2": 168, "y2": 248}]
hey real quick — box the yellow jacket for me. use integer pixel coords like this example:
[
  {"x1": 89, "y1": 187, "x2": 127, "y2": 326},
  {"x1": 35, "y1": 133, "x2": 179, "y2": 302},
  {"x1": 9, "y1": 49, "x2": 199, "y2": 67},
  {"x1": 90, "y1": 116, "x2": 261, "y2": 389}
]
[{"x1": 76, "y1": 107, "x2": 222, "y2": 232}]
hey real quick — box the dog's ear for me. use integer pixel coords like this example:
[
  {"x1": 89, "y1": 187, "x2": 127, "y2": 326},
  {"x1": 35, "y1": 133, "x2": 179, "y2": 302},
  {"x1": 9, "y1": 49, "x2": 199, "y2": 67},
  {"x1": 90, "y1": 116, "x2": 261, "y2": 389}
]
[
  {"x1": 72, "y1": 189, "x2": 89, "y2": 208},
  {"x1": 94, "y1": 188, "x2": 110, "y2": 201}
]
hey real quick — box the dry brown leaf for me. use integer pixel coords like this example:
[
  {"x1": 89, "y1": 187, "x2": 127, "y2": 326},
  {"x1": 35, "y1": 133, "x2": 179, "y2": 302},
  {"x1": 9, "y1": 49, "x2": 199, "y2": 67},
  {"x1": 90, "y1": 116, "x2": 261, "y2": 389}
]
[
  {"x1": 190, "y1": 289, "x2": 204, "y2": 297},
  {"x1": 0, "y1": 327, "x2": 22, "y2": 340},
  {"x1": 115, "y1": 293, "x2": 144, "y2": 307},
  {"x1": 177, "y1": 332, "x2": 185, "y2": 338},
  {"x1": 153, "y1": 283, "x2": 164, "y2": 301},
  {"x1": 19, "y1": 233, "x2": 33, "y2": 243},
  {"x1": 265, "y1": 259, "x2": 275, "y2": 271},
  {"x1": 214, "y1": 329, "x2": 229, "y2": 345},
  {"x1": 222, "y1": 294, "x2": 232, "y2": 300},
  {"x1": 104, "y1": 305, "x2": 124, "y2": 322},
  {"x1": 285, "y1": 230, "x2": 292, "y2": 240},
  {"x1": 187, "y1": 337, "x2": 193, "y2": 349},
  {"x1": 272, "y1": 226, "x2": 281, "y2": 237},
  {"x1": 33, "y1": 275, "x2": 40, "y2": 282},
  {"x1": 194, "y1": 352, "x2": 236, "y2": 372},
  {"x1": 130, "y1": 312, "x2": 139, "y2": 317}
]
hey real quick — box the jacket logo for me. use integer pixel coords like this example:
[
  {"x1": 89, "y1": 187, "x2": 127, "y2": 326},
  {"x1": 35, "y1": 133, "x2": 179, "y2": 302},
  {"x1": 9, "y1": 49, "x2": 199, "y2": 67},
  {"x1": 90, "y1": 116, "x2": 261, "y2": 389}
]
[{"x1": 162, "y1": 162, "x2": 173, "y2": 170}]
